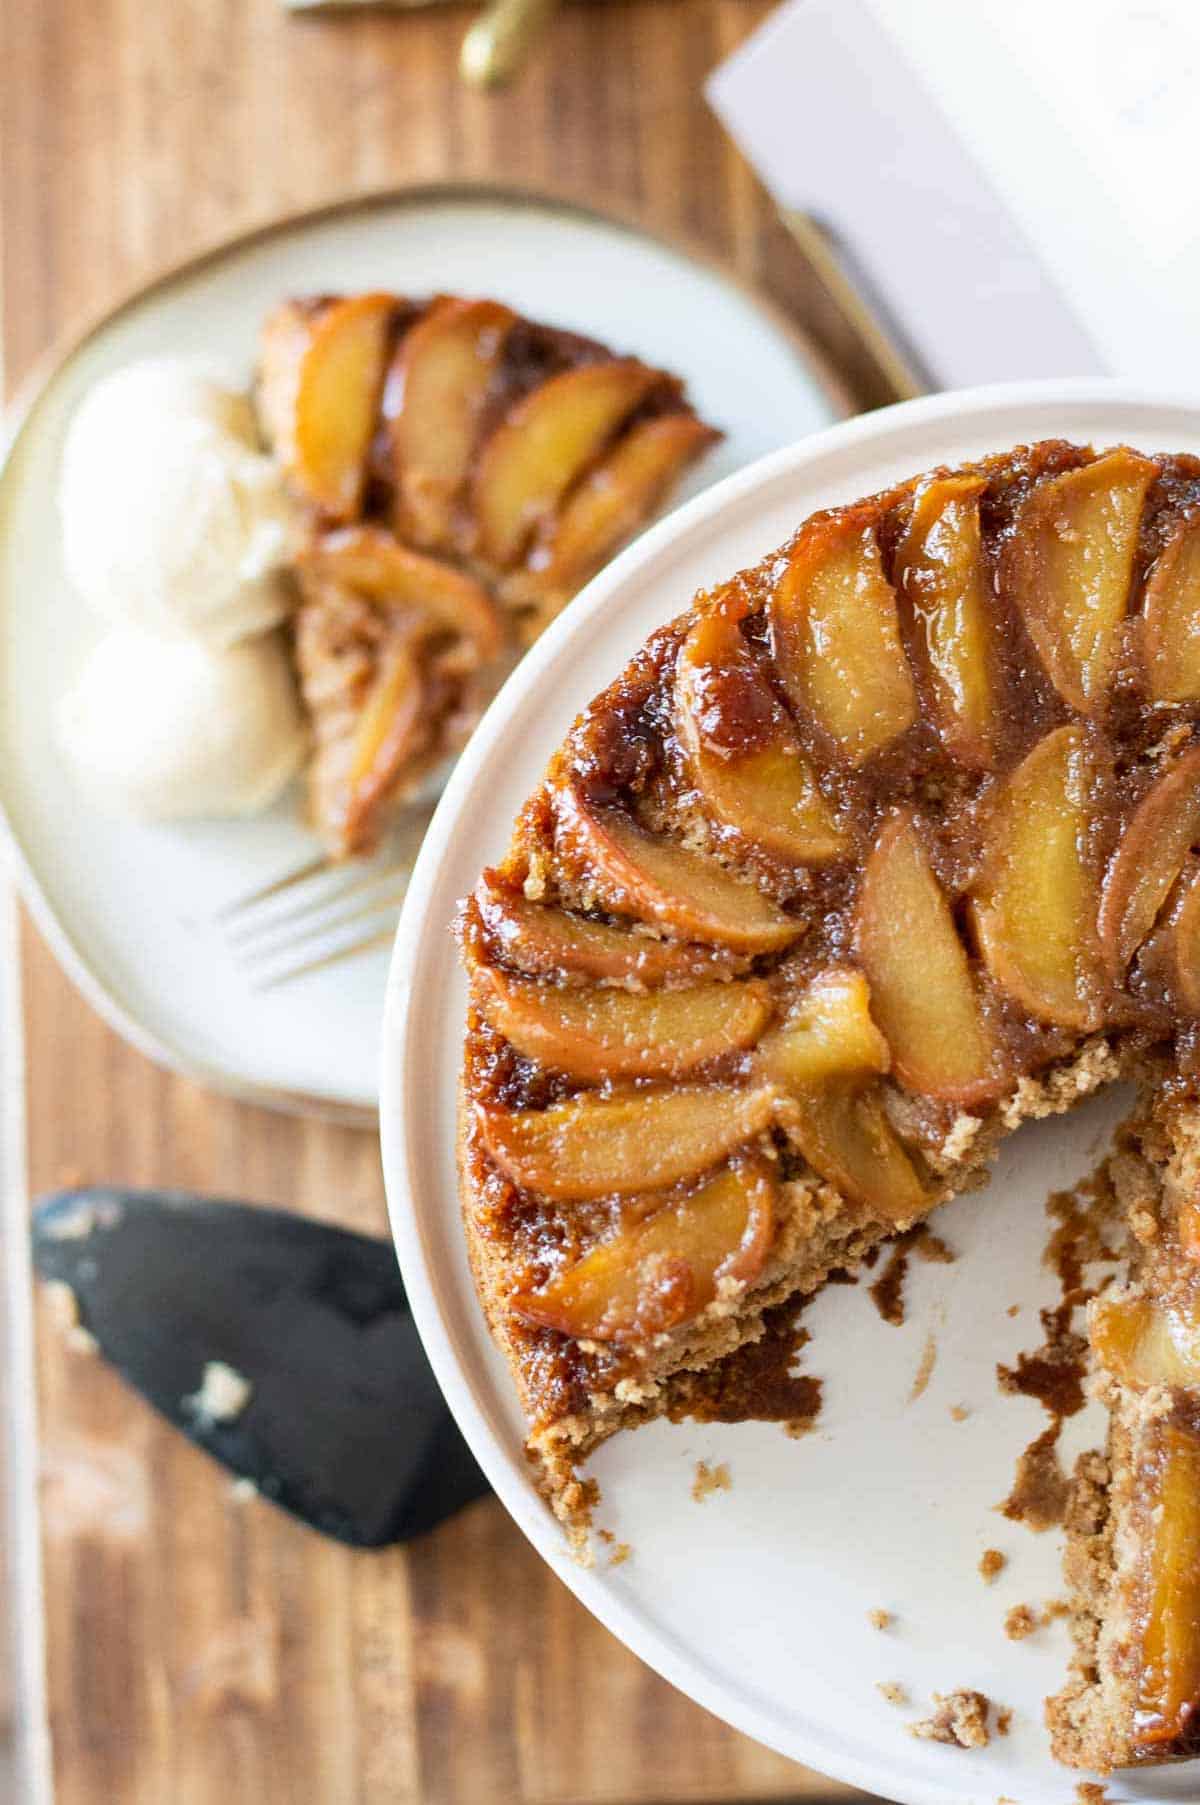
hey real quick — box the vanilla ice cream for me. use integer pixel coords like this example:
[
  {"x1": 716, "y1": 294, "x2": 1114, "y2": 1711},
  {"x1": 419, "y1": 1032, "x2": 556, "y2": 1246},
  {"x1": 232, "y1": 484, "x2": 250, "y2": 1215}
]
[
  {"x1": 59, "y1": 358, "x2": 298, "y2": 648},
  {"x1": 57, "y1": 628, "x2": 308, "y2": 820}
]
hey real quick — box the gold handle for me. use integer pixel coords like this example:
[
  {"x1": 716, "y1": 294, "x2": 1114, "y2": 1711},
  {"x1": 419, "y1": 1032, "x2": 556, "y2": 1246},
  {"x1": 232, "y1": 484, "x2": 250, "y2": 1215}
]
[
  {"x1": 780, "y1": 209, "x2": 926, "y2": 404},
  {"x1": 460, "y1": 0, "x2": 561, "y2": 88}
]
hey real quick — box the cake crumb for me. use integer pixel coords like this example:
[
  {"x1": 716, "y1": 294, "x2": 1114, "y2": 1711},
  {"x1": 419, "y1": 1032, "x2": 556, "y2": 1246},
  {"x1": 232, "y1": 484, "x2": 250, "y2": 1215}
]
[
  {"x1": 608, "y1": 1541, "x2": 632, "y2": 1567},
  {"x1": 909, "y1": 1332, "x2": 938, "y2": 1402},
  {"x1": 950, "y1": 1404, "x2": 970, "y2": 1422},
  {"x1": 996, "y1": 1707, "x2": 1012, "y2": 1736},
  {"x1": 183, "y1": 1360, "x2": 253, "y2": 1426},
  {"x1": 1001, "y1": 1423, "x2": 1071, "y2": 1530},
  {"x1": 867, "y1": 1608, "x2": 893, "y2": 1631},
  {"x1": 1075, "y1": 1786, "x2": 1109, "y2": 1805},
  {"x1": 691, "y1": 1459, "x2": 731, "y2": 1502},
  {"x1": 597, "y1": 1528, "x2": 614, "y2": 1545},
  {"x1": 908, "y1": 1689, "x2": 991, "y2": 1749},
  {"x1": 979, "y1": 1549, "x2": 1006, "y2": 1584},
  {"x1": 1041, "y1": 1596, "x2": 1069, "y2": 1623},
  {"x1": 877, "y1": 1681, "x2": 908, "y2": 1706},
  {"x1": 43, "y1": 1281, "x2": 99, "y2": 1354},
  {"x1": 1006, "y1": 1304, "x2": 1020, "y2": 1318},
  {"x1": 1005, "y1": 1603, "x2": 1038, "y2": 1641}
]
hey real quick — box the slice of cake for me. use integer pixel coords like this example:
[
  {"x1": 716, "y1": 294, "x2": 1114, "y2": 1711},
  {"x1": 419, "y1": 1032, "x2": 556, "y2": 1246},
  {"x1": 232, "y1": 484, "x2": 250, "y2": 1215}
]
[
  {"x1": 255, "y1": 294, "x2": 718, "y2": 856},
  {"x1": 457, "y1": 438, "x2": 1200, "y2": 1768}
]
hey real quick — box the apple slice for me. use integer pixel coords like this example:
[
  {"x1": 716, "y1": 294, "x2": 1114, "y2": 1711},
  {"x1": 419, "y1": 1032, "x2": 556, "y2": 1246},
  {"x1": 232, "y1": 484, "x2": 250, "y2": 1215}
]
[
  {"x1": 1091, "y1": 1290, "x2": 1200, "y2": 1389},
  {"x1": 1007, "y1": 449, "x2": 1154, "y2": 714},
  {"x1": 472, "y1": 878, "x2": 749, "y2": 985},
  {"x1": 1133, "y1": 1422, "x2": 1200, "y2": 1751},
  {"x1": 781, "y1": 1083, "x2": 927, "y2": 1224},
  {"x1": 472, "y1": 359, "x2": 662, "y2": 569},
  {"x1": 478, "y1": 1083, "x2": 777, "y2": 1202},
  {"x1": 1181, "y1": 1198, "x2": 1200, "y2": 1264},
  {"x1": 474, "y1": 964, "x2": 771, "y2": 1080},
  {"x1": 340, "y1": 630, "x2": 426, "y2": 853},
  {"x1": 302, "y1": 524, "x2": 504, "y2": 668},
  {"x1": 512, "y1": 413, "x2": 718, "y2": 608},
  {"x1": 674, "y1": 611, "x2": 847, "y2": 863},
  {"x1": 1143, "y1": 513, "x2": 1200, "y2": 705},
  {"x1": 555, "y1": 786, "x2": 801, "y2": 953},
  {"x1": 513, "y1": 1157, "x2": 776, "y2": 1343},
  {"x1": 892, "y1": 475, "x2": 999, "y2": 768},
  {"x1": 383, "y1": 297, "x2": 515, "y2": 548},
  {"x1": 1099, "y1": 745, "x2": 1200, "y2": 973},
  {"x1": 756, "y1": 968, "x2": 889, "y2": 1089},
  {"x1": 1171, "y1": 861, "x2": 1200, "y2": 1016},
  {"x1": 857, "y1": 811, "x2": 1004, "y2": 1103},
  {"x1": 969, "y1": 725, "x2": 1108, "y2": 1030},
  {"x1": 258, "y1": 293, "x2": 395, "y2": 519},
  {"x1": 769, "y1": 513, "x2": 917, "y2": 765}
]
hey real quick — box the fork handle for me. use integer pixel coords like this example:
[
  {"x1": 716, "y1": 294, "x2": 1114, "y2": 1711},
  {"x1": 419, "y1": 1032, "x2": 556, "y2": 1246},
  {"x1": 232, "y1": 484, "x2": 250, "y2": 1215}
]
[{"x1": 460, "y1": 0, "x2": 561, "y2": 88}]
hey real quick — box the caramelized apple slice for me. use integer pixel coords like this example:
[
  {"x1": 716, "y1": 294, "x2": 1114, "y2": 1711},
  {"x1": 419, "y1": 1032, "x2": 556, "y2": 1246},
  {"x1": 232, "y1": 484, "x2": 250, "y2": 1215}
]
[
  {"x1": 473, "y1": 878, "x2": 749, "y2": 985},
  {"x1": 1143, "y1": 513, "x2": 1200, "y2": 704},
  {"x1": 1171, "y1": 860, "x2": 1200, "y2": 1016},
  {"x1": 556, "y1": 786, "x2": 800, "y2": 953},
  {"x1": 781, "y1": 1084, "x2": 927, "y2": 1224},
  {"x1": 970, "y1": 725, "x2": 1107, "y2": 1030},
  {"x1": 472, "y1": 360, "x2": 662, "y2": 569},
  {"x1": 478, "y1": 1084, "x2": 777, "y2": 1202},
  {"x1": 1099, "y1": 745, "x2": 1200, "y2": 973},
  {"x1": 1091, "y1": 1287, "x2": 1200, "y2": 1389},
  {"x1": 303, "y1": 524, "x2": 504, "y2": 667},
  {"x1": 756, "y1": 968, "x2": 889, "y2": 1089},
  {"x1": 674, "y1": 612, "x2": 847, "y2": 863},
  {"x1": 858, "y1": 811, "x2": 1003, "y2": 1103},
  {"x1": 513, "y1": 1157, "x2": 776, "y2": 1343},
  {"x1": 383, "y1": 297, "x2": 515, "y2": 548},
  {"x1": 514, "y1": 413, "x2": 718, "y2": 608},
  {"x1": 474, "y1": 965, "x2": 771, "y2": 1080},
  {"x1": 1007, "y1": 449, "x2": 1154, "y2": 714},
  {"x1": 1181, "y1": 1198, "x2": 1200, "y2": 1264},
  {"x1": 1133, "y1": 1422, "x2": 1200, "y2": 1751},
  {"x1": 769, "y1": 513, "x2": 917, "y2": 765},
  {"x1": 338, "y1": 630, "x2": 426, "y2": 852},
  {"x1": 892, "y1": 475, "x2": 999, "y2": 768},
  {"x1": 259, "y1": 294, "x2": 394, "y2": 519}
]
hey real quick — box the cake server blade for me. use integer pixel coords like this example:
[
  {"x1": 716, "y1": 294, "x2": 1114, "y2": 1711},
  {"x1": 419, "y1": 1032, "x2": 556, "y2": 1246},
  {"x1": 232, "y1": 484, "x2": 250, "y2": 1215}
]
[{"x1": 31, "y1": 1186, "x2": 490, "y2": 1547}]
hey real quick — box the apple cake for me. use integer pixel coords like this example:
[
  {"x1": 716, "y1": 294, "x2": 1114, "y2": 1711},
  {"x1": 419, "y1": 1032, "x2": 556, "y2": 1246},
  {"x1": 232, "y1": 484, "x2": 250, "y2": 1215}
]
[
  {"x1": 254, "y1": 294, "x2": 718, "y2": 856},
  {"x1": 457, "y1": 437, "x2": 1200, "y2": 1772}
]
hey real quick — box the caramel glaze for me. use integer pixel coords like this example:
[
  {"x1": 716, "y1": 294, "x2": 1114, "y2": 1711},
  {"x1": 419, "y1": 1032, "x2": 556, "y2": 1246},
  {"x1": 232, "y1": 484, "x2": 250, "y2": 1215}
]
[{"x1": 459, "y1": 440, "x2": 1200, "y2": 1434}]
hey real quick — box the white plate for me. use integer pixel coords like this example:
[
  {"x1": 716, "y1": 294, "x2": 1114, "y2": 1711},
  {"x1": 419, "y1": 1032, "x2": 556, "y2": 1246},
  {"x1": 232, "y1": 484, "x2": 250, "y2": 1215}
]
[
  {"x1": 0, "y1": 185, "x2": 839, "y2": 1117},
  {"x1": 382, "y1": 383, "x2": 1200, "y2": 1805}
]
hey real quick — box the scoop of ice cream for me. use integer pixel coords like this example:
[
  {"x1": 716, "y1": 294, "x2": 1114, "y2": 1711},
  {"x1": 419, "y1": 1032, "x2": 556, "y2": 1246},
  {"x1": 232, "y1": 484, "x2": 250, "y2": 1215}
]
[
  {"x1": 57, "y1": 628, "x2": 308, "y2": 820},
  {"x1": 59, "y1": 358, "x2": 297, "y2": 648}
]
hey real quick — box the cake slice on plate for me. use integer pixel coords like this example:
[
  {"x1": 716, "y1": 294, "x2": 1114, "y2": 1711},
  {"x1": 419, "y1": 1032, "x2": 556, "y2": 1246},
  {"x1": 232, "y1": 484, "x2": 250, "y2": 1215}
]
[
  {"x1": 457, "y1": 438, "x2": 1200, "y2": 1770},
  {"x1": 255, "y1": 295, "x2": 718, "y2": 856}
]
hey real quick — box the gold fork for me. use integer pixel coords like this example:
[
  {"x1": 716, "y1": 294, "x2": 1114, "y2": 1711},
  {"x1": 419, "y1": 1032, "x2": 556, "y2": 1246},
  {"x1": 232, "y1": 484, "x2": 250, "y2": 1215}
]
[{"x1": 216, "y1": 798, "x2": 439, "y2": 990}]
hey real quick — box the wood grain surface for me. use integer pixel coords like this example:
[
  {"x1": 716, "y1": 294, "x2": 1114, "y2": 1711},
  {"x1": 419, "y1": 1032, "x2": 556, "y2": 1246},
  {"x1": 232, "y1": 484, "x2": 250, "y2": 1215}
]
[{"x1": 1, "y1": 1, "x2": 887, "y2": 1800}]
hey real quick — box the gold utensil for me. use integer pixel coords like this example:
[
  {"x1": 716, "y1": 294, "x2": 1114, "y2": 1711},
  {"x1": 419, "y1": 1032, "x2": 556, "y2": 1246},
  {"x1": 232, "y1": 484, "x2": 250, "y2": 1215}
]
[
  {"x1": 779, "y1": 209, "x2": 927, "y2": 404},
  {"x1": 461, "y1": 0, "x2": 562, "y2": 87},
  {"x1": 284, "y1": 0, "x2": 561, "y2": 89}
]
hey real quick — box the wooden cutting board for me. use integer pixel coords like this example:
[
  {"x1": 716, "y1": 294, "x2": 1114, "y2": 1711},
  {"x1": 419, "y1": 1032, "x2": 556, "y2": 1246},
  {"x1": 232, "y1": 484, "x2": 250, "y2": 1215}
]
[{"x1": 1, "y1": 2, "x2": 888, "y2": 1799}]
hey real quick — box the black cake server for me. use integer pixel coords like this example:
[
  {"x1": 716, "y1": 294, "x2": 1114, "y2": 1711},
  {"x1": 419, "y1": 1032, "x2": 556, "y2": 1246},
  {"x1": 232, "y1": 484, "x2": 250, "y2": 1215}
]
[{"x1": 32, "y1": 1186, "x2": 490, "y2": 1547}]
